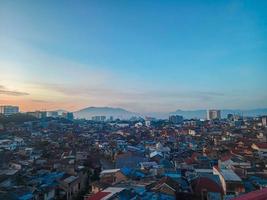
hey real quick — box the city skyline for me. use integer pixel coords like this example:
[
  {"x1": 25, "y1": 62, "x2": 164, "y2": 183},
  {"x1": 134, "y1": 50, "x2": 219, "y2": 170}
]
[{"x1": 1, "y1": 0, "x2": 267, "y2": 113}]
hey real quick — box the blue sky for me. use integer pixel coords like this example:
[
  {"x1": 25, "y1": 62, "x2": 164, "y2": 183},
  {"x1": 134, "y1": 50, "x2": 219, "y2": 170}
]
[{"x1": 0, "y1": 0, "x2": 267, "y2": 112}]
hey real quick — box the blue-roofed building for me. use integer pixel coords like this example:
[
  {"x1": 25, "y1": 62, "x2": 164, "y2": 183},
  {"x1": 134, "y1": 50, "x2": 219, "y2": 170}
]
[
  {"x1": 160, "y1": 159, "x2": 173, "y2": 169},
  {"x1": 29, "y1": 172, "x2": 65, "y2": 200},
  {"x1": 243, "y1": 181, "x2": 256, "y2": 193},
  {"x1": 18, "y1": 193, "x2": 34, "y2": 200},
  {"x1": 248, "y1": 176, "x2": 267, "y2": 189},
  {"x1": 121, "y1": 167, "x2": 145, "y2": 179},
  {"x1": 115, "y1": 152, "x2": 147, "y2": 168},
  {"x1": 165, "y1": 171, "x2": 181, "y2": 181}
]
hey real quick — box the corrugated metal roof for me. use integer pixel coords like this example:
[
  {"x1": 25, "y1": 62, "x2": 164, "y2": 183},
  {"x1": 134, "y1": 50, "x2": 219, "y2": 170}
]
[
  {"x1": 232, "y1": 187, "x2": 267, "y2": 200},
  {"x1": 220, "y1": 169, "x2": 242, "y2": 182}
]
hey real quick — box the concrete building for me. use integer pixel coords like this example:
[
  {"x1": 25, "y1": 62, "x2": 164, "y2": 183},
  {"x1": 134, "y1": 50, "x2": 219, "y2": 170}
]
[
  {"x1": 47, "y1": 111, "x2": 59, "y2": 118},
  {"x1": 207, "y1": 109, "x2": 221, "y2": 120},
  {"x1": 28, "y1": 111, "x2": 47, "y2": 119},
  {"x1": 262, "y1": 116, "x2": 267, "y2": 127},
  {"x1": 213, "y1": 167, "x2": 245, "y2": 195},
  {"x1": 62, "y1": 112, "x2": 74, "y2": 120},
  {"x1": 0, "y1": 105, "x2": 19, "y2": 116},
  {"x1": 59, "y1": 175, "x2": 81, "y2": 200},
  {"x1": 100, "y1": 169, "x2": 127, "y2": 184}
]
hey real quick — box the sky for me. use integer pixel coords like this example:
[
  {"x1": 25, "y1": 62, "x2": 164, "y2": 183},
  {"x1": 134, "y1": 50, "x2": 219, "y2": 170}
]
[{"x1": 0, "y1": 0, "x2": 267, "y2": 113}]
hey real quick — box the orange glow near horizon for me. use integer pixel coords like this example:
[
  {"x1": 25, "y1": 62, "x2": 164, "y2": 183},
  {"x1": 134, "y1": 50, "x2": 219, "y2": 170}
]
[{"x1": 0, "y1": 98, "x2": 84, "y2": 112}]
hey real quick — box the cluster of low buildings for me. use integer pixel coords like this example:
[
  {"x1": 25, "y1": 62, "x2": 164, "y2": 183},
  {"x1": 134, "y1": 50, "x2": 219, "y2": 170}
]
[
  {"x1": 0, "y1": 106, "x2": 267, "y2": 200},
  {"x1": 0, "y1": 115, "x2": 101, "y2": 200}
]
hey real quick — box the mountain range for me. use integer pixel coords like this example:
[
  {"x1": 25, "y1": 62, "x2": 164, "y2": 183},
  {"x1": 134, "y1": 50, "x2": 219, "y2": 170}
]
[
  {"x1": 72, "y1": 107, "x2": 267, "y2": 120},
  {"x1": 170, "y1": 109, "x2": 267, "y2": 119},
  {"x1": 73, "y1": 107, "x2": 139, "y2": 119}
]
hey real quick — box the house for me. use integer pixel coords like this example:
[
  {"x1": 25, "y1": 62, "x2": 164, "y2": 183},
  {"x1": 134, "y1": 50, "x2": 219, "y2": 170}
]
[
  {"x1": 100, "y1": 169, "x2": 127, "y2": 184},
  {"x1": 256, "y1": 133, "x2": 266, "y2": 142},
  {"x1": 148, "y1": 142, "x2": 171, "y2": 158},
  {"x1": 59, "y1": 175, "x2": 81, "y2": 200},
  {"x1": 213, "y1": 166, "x2": 245, "y2": 195},
  {"x1": 251, "y1": 143, "x2": 267, "y2": 152},
  {"x1": 115, "y1": 151, "x2": 147, "y2": 168},
  {"x1": 150, "y1": 151, "x2": 163, "y2": 163},
  {"x1": 120, "y1": 167, "x2": 145, "y2": 180},
  {"x1": 219, "y1": 156, "x2": 251, "y2": 169},
  {"x1": 191, "y1": 174, "x2": 224, "y2": 200},
  {"x1": 149, "y1": 176, "x2": 181, "y2": 197},
  {"x1": 91, "y1": 181, "x2": 110, "y2": 194},
  {"x1": 0, "y1": 139, "x2": 16, "y2": 151},
  {"x1": 232, "y1": 187, "x2": 267, "y2": 200},
  {"x1": 38, "y1": 186, "x2": 57, "y2": 200},
  {"x1": 14, "y1": 137, "x2": 24, "y2": 146},
  {"x1": 85, "y1": 187, "x2": 126, "y2": 200},
  {"x1": 248, "y1": 176, "x2": 267, "y2": 189},
  {"x1": 139, "y1": 161, "x2": 158, "y2": 170}
]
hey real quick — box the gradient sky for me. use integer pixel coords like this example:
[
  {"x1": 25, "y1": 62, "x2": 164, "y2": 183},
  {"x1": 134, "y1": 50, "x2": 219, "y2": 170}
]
[{"x1": 0, "y1": 0, "x2": 267, "y2": 113}]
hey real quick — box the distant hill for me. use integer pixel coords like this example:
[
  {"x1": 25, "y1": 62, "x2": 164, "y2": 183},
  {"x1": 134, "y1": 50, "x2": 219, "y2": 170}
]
[
  {"x1": 170, "y1": 108, "x2": 267, "y2": 119},
  {"x1": 74, "y1": 107, "x2": 139, "y2": 120},
  {"x1": 51, "y1": 107, "x2": 267, "y2": 120}
]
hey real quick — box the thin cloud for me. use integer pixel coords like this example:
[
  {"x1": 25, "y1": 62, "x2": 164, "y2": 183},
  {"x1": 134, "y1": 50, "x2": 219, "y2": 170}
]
[
  {"x1": 34, "y1": 82, "x2": 226, "y2": 102},
  {"x1": 0, "y1": 85, "x2": 29, "y2": 96},
  {"x1": 31, "y1": 99, "x2": 51, "y2": 103}
]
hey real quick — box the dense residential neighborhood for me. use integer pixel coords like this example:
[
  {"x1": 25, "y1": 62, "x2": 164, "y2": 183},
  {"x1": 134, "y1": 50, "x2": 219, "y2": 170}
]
[
  {"x1": 0, "y1": 108, "x2": 267, "y2": 200},
  {"x1": 1, "y1": 0, "x2": 267, "y2": 199}
]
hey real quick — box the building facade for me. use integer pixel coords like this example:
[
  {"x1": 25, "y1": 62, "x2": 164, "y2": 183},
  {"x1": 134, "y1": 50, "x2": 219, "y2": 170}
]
[
  {"x1": 207, "y1": 110, "x2": 221, "y2": 120},
  {"x1": 0, "y1": 105, "x2": 19, "y2": 116}
]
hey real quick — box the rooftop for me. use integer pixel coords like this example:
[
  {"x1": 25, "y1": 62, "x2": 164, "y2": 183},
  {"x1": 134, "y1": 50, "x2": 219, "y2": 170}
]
[
  {"x1": 220, "y1": 169, "x2": 242, "y2": 182},
  {"x1": 100, "y1": 169, "x2": 120, "y2": 175},
  {"x1": 63, "y1": 176, "x2": 78, "y2": 184},
  {"x1": 232, "y1": 187, "x2": 267, "y2": 200},
  {"x1": 87, "y1": 187, "x2": 125, "y2": 200}
]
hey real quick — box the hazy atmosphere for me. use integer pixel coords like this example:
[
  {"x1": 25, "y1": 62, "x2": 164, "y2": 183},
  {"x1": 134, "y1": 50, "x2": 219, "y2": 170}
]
[
  {"x1": 1, "y1": 1, "x2": 267, "y2": 200},
  {"x1": 1, "y1": 0, "x2": 267, "y2": 113}
]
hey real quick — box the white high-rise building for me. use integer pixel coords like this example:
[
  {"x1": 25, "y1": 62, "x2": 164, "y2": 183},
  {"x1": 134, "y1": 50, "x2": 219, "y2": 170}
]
[
  {"x1": 262, "y1": 116, "x2": 267, "y2": 127},
  {"x1": 207, "y1": 109, "x2": 221, "y2": 120},
  {"x1": 0, "y1": 105, "x2": 19, "y2": 116}
]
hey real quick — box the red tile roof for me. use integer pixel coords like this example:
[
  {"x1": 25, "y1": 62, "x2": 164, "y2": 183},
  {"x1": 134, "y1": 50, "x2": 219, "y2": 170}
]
[
  {"x1": 232, "y1": 188, "x2": 267, "y2": 200},
  {"x1": 185, "y1": 158, "x2": 194, "y2": 165},
  {"x1": 152, "y1": 176, "x2": 180, "y2": 192},
  {"x1": 191, "y1": 177, "x2": 224, "y2": 195},
  {"x1": 255, "y1": 143, "x2": 267, "y2": 149},
  {"x1": 85, "y1": 191, "x2": 111, "y2": 200}
]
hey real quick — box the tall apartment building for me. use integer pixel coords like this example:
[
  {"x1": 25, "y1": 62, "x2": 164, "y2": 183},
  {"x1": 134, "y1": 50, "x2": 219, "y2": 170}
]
[
  {"x1": 62, "y1": 112, "x2": 74, "y2": 120},
  {"x1": 0, "y1": 105, "x2": 19, "y2": 116},
  {"x1": 207, "y1": 109, "x2": 221, "y2": 120},
  {"x1": 262, "y1": 116, "x2": 267, "y2": 127}
]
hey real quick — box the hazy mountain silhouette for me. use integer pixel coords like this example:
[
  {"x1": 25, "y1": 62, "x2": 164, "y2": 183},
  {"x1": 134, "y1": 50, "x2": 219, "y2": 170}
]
[
  {"x1": 54, "y1": 106, "x2": 267, "y2": 120},
  {"x1": 74, "y1": 106, "x2": 139, "y2": 119},
  {"x1": 170, "y1": 108, "x2": 267, "y2": 119}
]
